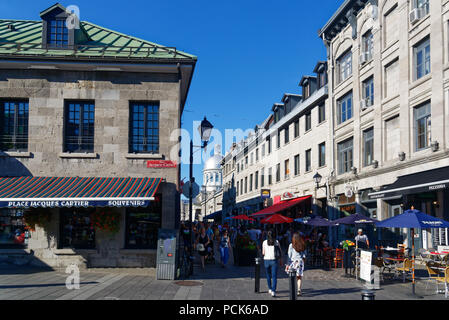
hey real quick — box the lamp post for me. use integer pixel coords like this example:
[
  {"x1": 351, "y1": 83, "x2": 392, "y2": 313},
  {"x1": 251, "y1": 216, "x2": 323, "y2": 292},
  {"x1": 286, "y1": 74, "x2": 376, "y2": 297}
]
[
  {"x1": 313, "y1": 172, "x2": 328, "y2": 214},
  {"x1": 189, "y1": 117, "x2": 214, "y2": 255}
]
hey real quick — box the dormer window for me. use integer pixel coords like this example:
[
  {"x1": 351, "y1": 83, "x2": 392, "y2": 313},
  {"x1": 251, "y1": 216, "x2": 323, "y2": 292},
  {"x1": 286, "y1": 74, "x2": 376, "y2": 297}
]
[
  {"x1": 40, "y1": 3, "x2": 76, "y2": 49},
  {"x1": 48, "y1": 19, "x2": 69, "y2": 47},
  {"x1": 303, "y1": 80, "x2": 310, "y2": 99}
]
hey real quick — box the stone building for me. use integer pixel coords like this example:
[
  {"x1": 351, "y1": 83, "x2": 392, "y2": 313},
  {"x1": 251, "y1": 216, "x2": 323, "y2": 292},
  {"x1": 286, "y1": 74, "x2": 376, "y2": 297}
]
[
  {"x1": 0, "y1": 4, "x2": 196, "y2": 268},
  {"x1": 221, "y1": 62, "x2": 330, "y2": 223},
  {"x1": 319, "y1": 0, "x2": 449, "y2": 248}
]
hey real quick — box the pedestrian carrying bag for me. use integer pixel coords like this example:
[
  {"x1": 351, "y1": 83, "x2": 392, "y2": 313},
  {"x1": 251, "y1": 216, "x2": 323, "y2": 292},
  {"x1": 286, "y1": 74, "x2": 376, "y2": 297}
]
[{"x1": 275, "y1": 242, "x2": 281, "y2": 260}]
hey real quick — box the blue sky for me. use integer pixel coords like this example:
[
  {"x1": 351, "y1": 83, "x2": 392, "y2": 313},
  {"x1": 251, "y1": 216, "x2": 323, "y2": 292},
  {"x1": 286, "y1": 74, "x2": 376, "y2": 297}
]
[{"x1": 2, "y1": 0, "x2": 341, "y2": 189}]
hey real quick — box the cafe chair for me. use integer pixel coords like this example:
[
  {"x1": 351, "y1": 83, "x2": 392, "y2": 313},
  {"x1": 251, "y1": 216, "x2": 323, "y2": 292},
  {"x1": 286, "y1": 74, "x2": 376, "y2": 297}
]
[
  {"x1": 436, "y1": 267, "x2": 449, "y2": 299},
  {"x1": 334, "y1": 248, "x2": 344, "y2": 269},
  {"x1": 396, "y1": 258, "x2": 413, "y2": 283},
  {"x1": 425, "y1": 262, "x2": 444, "y2": 293}
]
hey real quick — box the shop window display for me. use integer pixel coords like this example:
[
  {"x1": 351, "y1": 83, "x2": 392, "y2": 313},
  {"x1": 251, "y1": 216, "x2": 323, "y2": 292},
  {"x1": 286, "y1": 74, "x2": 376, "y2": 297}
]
[
  {"x1": 60, "y1": 208, "x2": 95, "y2": 249},
  {"x1": 0, "y1": 209, "x2": 29, "y2": 248},
  {"x1": 125, "y1": 195, "x2": 162, "y2": 249}
]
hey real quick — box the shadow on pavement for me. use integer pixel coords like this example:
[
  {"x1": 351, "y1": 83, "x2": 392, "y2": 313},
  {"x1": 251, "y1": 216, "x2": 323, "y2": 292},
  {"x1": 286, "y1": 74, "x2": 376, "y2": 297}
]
[{"x1": 0, "y1": 281, "x2": 98, "y2": 289}]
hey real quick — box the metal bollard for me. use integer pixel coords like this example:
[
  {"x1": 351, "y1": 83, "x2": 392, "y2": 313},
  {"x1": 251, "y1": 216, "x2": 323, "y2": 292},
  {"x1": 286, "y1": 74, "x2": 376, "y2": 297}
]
[
  {"x1": 289, "y1": 270, "x2": 297, "y2": 300},
  {"x1": 254, "y1": 258, "x2": 262, "y2": 293},
  {"x1": 361, "y1": 289, "x2": 375, "y2": 300}
]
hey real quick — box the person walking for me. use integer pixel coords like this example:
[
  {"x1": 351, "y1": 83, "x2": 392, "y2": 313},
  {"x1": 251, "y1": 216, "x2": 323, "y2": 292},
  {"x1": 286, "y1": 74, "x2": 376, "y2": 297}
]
[
  {"x1": 262, "y1": 230, "x2": 282, "y2": 297},
  {"x1": 219, "y1": 229, "x2": 231, "y2": 268},
  {"x1": 195, "y1": 227, "x2": 210, "y2": 271},
  {"x1": 286, "y1": 232, "x2": 306, "y2": 296}
]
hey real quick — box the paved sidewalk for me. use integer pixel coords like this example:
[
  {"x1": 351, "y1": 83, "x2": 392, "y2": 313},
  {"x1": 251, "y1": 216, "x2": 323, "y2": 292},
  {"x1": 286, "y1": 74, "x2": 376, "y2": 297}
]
[{"x1": 0, "y1": 262, "x2": 447, "y2": 300}]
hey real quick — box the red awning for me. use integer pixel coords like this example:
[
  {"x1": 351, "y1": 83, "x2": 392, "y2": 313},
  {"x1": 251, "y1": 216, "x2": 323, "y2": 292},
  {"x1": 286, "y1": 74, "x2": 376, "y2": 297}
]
[{"x1": 250, "y1": 195, "x2": 312, "y2": 218}]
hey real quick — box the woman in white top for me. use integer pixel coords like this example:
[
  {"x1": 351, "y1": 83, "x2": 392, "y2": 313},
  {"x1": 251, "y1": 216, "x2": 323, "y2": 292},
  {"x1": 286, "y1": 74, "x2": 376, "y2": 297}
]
[
  {"x1": 262, "y1": 230, "x2": 282, "y2": 297},
  {"x1": 286, "y1": 233, "x2": 306, "y2": 296}
]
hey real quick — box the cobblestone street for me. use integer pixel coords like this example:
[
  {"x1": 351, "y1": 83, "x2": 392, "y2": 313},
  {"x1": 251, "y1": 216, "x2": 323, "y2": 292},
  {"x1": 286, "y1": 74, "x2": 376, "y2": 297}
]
[{"x1": 0, "y1": 261, "x2": 447, "y2": 300}]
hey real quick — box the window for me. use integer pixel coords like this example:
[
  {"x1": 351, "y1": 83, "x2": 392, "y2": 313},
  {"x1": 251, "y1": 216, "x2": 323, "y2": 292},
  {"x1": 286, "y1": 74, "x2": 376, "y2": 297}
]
[
  {"x1": 305, "y1": 149, "x2": 311, "y2": 172},
  {"x1": 318, "y1": 142, "x2": 326, "y2": 167},
  {"x1": 0, "y1": 100, "x2": 29, "y2": 151},
  {"x1": 236, "y1": 181, "x2": 239, "y2": 196},
  {"x1": 362, "y1": 30, "x2": 374, "y2": 61},
  {"x1": 338, "y1": 138, "x2": 354, "y2": 174},
  {"x1": 64, "y1": 101, "x2": 95, "y2": 153},
  {"x1": 384, "y1": 6, "x2": 399, "y2": 47},
  {"x1": 385, "y1": 116, "x2": 400, "y2": 161},
  {"x1": 318, "y1": 104, "x2": 326, "y2": 123},
  {"x1": 284, "y1": 127, "x2": 289, "y2": 144},
  {"x1": 48, "y1": 19, "x2": 69, "y2": 47},
  {"x1": 261, "y1": 144, "x2": 265, "y2": 157},
  {"x1": 305, "y1": 112, "x2": 312, "y2": 131},
  {"x1": 294, "y1": 119, "x2": 300, "y2": 138},
  {"x1": 294, "y1": 154, "x2": 300, "y2": 176},
  {"x1": 0, "y1": 209, "x2": 27, "y2": 248},
  {"x1": 276, "y1": 164, "x2": 281, "y2": 182},
  {"x1": 414, "y1": 38, "x2": 431, "y2": 80},
  {"x1": 255, "y1": 171, "x2": 259, "y2": 189},
  {"x1": 303, "y1": 83, "x2": 310, "y2": 99},
  {"x1": 244, "y1": 177, "x2": 248, "y2": 194},
  {"x1": 240, "y1": 179, "x2": 243, "y2": 195},
  {"x1": 268, "y1": 168, "x2": 273, "y2": 185},
  {"x1": 256, "y1": 148, "x2": 259, "y2": 162},
  {"x1": 362, "y1": 77, "x2": 374, "y2": 108},
  {"x1": 267, "y1": 137, "x2": 272, "y2": 154},
  {"x1": 250, "y1": 153, "x2": 253, "y2": 165},
  {"x1": 337, "y1": 92, "x2": 353, "y2": 124},
  {"x1": 60, "y1": 208, "x2": 95, "y2": 249},
  {"x1": 385, "y1": 59, "x2": 399, "y2": 98},
  {"x1": 337, "y1": 50, "x2": 352, "y2": 83},
  {"x1": 413, "y1": 0, "x2": 429, "y2": 16},
  {"x1": 261, "y1": 168, "x2": 265, "y2": 188},
  {"x1": 414, "y1": 102, "x2": 431, "y2": 151},
  {"x1": 363, "y1": 128, "x2": 374, "y2": 167},
  {"x1": 129, "y1": 102, "x2": 159, "y2": 154},
  {"x1": 249, "y1": 174, "x2": 253, "y2": 192},
  {"x1": 284, "y1": 159, "x2": 290, "y2": 179},
  {"x1": 277, "y1": 130, "x2": 281, "y2": 149},
  {"x1": 125, "y1": 196, "x2": 162, "y2": 249}
]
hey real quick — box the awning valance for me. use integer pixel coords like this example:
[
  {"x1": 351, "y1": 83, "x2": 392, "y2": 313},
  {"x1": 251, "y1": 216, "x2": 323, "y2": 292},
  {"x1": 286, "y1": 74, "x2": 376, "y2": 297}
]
[
  {"x1": 204, "y1": 211, "x2": 222, "y2": 220},
  {"x1": 368, "y1": 166, "x2": 449, "y2": 200},
  {"x1": 250, "y1": 195, "x2": 312, "y2": 218},
  {"x1": 0, "y1": 177, "x2": 162, "y2": 208}
]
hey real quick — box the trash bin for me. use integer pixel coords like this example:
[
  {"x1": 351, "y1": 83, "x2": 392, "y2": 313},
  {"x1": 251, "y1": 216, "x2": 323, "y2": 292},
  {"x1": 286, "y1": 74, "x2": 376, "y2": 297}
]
[{"x1": 156, "y1": 229, "x2": 178, "y2": 280}]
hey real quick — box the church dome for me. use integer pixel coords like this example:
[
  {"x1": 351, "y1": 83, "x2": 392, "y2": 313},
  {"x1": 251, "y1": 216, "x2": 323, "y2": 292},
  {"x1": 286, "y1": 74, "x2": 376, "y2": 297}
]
[{"x1": 204, "y1": 153, "x2": 223, "y2": 171}]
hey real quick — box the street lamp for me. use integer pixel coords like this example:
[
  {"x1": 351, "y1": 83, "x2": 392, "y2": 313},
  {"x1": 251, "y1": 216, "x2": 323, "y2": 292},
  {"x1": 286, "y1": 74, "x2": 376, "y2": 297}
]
[
  {"x1": 188, "y1": 117, "x2": 214, "y2": 257},
  {"x1": 313, "y1": 172, "x2": 328, "y2": 215}
]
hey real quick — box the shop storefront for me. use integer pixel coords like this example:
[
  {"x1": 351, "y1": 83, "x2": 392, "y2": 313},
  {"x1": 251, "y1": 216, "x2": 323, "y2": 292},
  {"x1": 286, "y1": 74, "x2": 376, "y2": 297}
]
[
  {"x1": 0, "y1": 176, "x2": 164, "y2": 268},
  {"x1": 369, "y1": 166, "x2": 449, "y2": 249}
]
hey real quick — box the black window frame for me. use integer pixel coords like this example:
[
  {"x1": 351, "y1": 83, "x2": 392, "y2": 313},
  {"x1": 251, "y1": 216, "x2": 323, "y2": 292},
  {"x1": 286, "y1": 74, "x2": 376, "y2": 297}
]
[
  {"x1": 305, "y1": 111, "x2": 312, "y2": 132},
  {"x1": 129, "y1": 101, "x2": 160, "y2": 154},
  {"x1": 305, "y1": 149, "x2": 312, "y2": 172},
  {"x1": 318, "y1": 142, "x2": 326, "y2": 167},
  {"x1": 0, "y1": 99, "x2": 29, "y2": 152},
  {"x1": 63, "y1": 100, "x2": 95, "y2": 153},
  {"x1": 318, "y1": 103, "x2": 326, "y2": 123}
]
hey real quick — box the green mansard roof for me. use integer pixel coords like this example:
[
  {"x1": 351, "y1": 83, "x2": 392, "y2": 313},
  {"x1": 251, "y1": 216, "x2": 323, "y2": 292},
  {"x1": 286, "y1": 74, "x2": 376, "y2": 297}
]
[{"x1": 0, "y1": 19, "x2": 197, "y2": 61}]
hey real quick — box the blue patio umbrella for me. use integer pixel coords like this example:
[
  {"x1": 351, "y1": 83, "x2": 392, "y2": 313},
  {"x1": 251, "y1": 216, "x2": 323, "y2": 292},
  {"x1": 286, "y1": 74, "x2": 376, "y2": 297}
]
[
  {"x1": 332, "y1": 213, "x2": 379, "y2": 226},
  {"x1": 297, "y1": 216, "x2": 333, "y2": 227},
  {"x1": 376, "y1": 209, "x2": 449, "y2": 296}
]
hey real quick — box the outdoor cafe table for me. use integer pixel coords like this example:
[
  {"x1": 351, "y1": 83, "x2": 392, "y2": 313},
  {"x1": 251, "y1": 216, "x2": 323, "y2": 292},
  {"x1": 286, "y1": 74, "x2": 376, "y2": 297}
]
[{"x1": 429, "y1": 252, "x2": 449, "y2": 262}]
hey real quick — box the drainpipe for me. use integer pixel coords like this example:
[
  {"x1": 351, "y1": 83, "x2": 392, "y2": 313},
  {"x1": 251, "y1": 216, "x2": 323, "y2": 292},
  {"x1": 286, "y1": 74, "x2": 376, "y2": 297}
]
[{"x1": 322, "y1": 32, "x2": 337, "y2": 247}]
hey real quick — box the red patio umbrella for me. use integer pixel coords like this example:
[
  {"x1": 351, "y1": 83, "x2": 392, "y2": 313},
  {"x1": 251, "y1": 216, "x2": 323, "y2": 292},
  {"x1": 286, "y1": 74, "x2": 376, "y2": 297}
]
[
  {"x1": 232, "y1": 215, "x2": 255, "y2": 222},
  {"x1": 260, "y1": 214, "x2": 293, "y2": 225}
]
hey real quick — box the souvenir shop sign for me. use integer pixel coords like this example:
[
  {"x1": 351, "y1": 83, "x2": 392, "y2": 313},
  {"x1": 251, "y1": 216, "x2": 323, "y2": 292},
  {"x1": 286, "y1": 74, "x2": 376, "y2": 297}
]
[{"x1": 1, "y1": 199, "x2": 152, "y2": 209}]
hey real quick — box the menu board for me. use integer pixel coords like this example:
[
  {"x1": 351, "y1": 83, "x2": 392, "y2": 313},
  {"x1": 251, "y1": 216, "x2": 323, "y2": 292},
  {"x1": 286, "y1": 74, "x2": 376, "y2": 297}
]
[{"x1": 360, "y1": 250, "x2": 373, "y2": 282}]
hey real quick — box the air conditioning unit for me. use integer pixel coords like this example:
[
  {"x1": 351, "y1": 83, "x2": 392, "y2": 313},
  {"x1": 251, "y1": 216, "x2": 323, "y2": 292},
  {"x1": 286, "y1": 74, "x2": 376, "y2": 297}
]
[
  {"x1": 360, "y1": 99, "x2": 368, "y2": 110},
  {"x1": 410, "y1": 8, "x2": 422, "y2": 24},
  {"x1": 360, "y1": 52, "x2": 368, "y2": 65}
]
